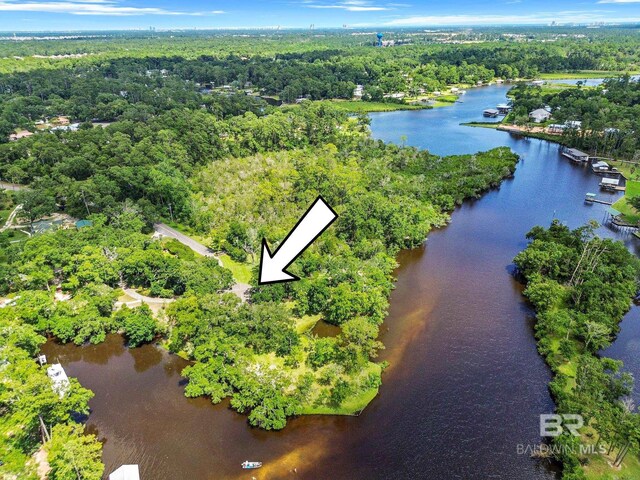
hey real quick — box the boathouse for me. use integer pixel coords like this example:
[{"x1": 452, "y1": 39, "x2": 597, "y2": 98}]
[
  {"x1": 592, "y1": 161, "x2": 618, "y2": 174},
  {"x1": 496, "y1": 104, "x2": 511, "y2": 115},
  {"x1": 547, "y1": 124, "x2": 566, "y2": 134},
  {"x1": 600, "y1": 177, "x2": 620, "y2": 191},
  {"x1": 109, "y1": 465, "x2": 140, "y2": 480},
  {"x1": 483, "y1": 109, "x2": 499, "y2": 118},
  {"x1": 562, "y1": 148, "x2": 589, "y2": 163}
]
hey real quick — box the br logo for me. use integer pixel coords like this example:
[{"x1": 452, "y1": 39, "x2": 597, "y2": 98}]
[{"x1": 540, "y1": 414, "x2": 584, "y2": 437}]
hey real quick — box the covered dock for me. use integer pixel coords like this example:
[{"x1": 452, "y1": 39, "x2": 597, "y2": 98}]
[
  {"x1": 600, "y1": 177, "x2": 623, "y2": 192},
  {"x1": 562, "y1": 148, "x2": 589, "y2": 163},
  {"x1": 483, "y1": 109, "x2": 499, "y2": 118}
]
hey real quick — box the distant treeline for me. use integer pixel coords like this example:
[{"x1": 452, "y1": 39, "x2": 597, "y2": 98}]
[{"x1": 2, "y1": 33, "x2": 640, "y2": 139}]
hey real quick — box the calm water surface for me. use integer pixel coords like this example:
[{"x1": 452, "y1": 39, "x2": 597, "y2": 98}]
[{"x1": 43, "y1": 83, "x2": 640, "y2": 479}]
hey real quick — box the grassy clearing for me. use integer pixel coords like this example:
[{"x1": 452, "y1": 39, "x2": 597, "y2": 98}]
[
  {"x1": 299, "y1": 362, "x2": 382, "y2": 415},
  {"x1": 0, "y1": 208, "x2": 10, "y2": 224},
  {"x1": 584, "y1": 445, "x2": 640, "y2": 479},
  {"x1": 462, "y1": 121, "x2": 502, "y2": 128},
  {"x1": 251, "y1": 343, "x2": 382, "y2": 416},
  {"x1": 219, "y1": 254, "x2": 254, "y2": 284},
  {"x1": 300, "y1": 384, "x2": 379, "y2": 415},
  {"x1": 612, "y1": 180, "x2": 640, "y2": 224},
  {"x1": 538, "y1": 70, "x2": 640, "y2": 80},
  {"x1": 330, "y1": 100, "x2": 428, "y2": 113},
  {"x1": 294, "y1": 313, "x2": 321, "y2": 334}
]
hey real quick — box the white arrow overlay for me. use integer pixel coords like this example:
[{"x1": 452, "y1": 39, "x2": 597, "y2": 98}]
[{"x1": 259, "y1": 196, "x2": 338, "y2": 285}]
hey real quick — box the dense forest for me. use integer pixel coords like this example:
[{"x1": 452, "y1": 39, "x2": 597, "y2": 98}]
[
  {"x1": 515, "y1": 222, "x2": 640, "y2": 479},
  {"x1": 1, "y1": 82, "x2": 519, "y2": 478},
  {"x1": 2, "y1": 28, "x2": 640, "y2": 140}
]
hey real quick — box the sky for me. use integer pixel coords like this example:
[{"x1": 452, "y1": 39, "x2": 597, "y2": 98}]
[{"x1": 1, "y1": 0, "x2": 640, "y2": 31}]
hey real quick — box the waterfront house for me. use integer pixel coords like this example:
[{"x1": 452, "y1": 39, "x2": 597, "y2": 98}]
[
  {"x1": 529, "y1": 108, "x2": 551, "y2": 123},
  {"x1": 109, "y1": 465, "x2": 140, "y2": 480},
  {"x1": 9, "y1": 130, "x2": 33, "y2": 141}
]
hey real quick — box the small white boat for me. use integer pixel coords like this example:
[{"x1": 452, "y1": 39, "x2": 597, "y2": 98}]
[{"x1": 241, "y1": 461, "x2": 262, "y2": 469}]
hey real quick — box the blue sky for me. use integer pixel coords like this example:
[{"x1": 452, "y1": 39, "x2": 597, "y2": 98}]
[{"x1": 1, "y1": 0, "x2": 640, "y2": 31}]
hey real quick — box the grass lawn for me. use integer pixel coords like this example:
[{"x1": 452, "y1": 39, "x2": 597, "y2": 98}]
[
  {"x1": 539, "y1": 70, "x2": 640, "y2": 80},
  {"x1": 219, "y1": 254, "x2": 254, "y2": 284},
  {"x1": 295, "y1": 313, "x2": 321, "y2": 334},
  {"x1": 462, "y1": 121, "x2": 502, "y2": 129},
  {"x1": 330, "y1": 100, "x2": 428, "y2": 113},
  {"x1": 252, "y1": 344, "x2": 382, "y2": 417},
  {"x1": 0, "y1": 208, "x2": 10, "y2": 224},
  {"x1": 299, "y1": 384, "x2": 379, "y2": 416},
  {"x1": 584, "y1": 448, "x2": 640, "y2": 479},
  {"x1": 299, "y1": 362, "x2": 382, "y2": 416},
  {"x1": 612, "y1": 180, "x2": 640, "y2": 224}
]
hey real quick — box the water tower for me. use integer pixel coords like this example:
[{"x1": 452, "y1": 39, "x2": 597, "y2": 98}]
[{"x1": 376, "y1": 33, "x2": 383, "y2": 47}]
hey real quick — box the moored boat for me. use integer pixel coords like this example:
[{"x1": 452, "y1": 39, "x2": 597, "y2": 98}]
[{"x1": 241, "y1": 461, "x2": 262, "y2": 469}]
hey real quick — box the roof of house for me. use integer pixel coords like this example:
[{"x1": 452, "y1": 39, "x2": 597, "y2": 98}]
[
  {"x1": 529, "y1": 108, "x2": 551, "y2": 117},
  {"x1": 75, "y1": 219, "x2": 93, "y2": 228},
  {"x1": 109, "y1": 465, "x2": 140, "y2": 480},
  {"x1": 608, "y1": 207, "x2": 622, "y2": 217},
  {"x1": 566, "y1": 148, "x2": 588, "y2": 157},
  {"x1": 601, "y1": 177, "x2": 620, "y2": 185}
]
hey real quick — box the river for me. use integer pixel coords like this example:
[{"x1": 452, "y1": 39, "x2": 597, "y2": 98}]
[{"x1": 42, "y1": 83, "x2": 640, "y2": 479}]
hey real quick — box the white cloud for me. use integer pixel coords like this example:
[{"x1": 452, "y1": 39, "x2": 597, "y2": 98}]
[
  {"x1": 0, "y1": 0, "x2": 225, "y2": 16},
  {"x1": 305, "y1": 1, "x2": 391, "y2": 11},
  {"x1": 381, "y1": 10, "x2": 639, "y2": 25}
]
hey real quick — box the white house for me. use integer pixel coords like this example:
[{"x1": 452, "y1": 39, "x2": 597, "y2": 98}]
[{"x1": 529, "y1": 108, "x2": 552, "y2": 123}]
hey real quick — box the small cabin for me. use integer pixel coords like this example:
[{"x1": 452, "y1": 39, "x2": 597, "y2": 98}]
[{"x1": 483, "y1": 109, "x2": 499, "y2": 118}]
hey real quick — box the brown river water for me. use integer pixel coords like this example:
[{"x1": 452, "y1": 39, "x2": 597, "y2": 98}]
[{"x1": 42, "y1": 83, "x2": 640, "y2": 480}]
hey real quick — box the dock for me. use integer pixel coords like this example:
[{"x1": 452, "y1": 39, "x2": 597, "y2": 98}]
[{"x1": 585, "y1": 193, "x2": 613, "y2": 205}]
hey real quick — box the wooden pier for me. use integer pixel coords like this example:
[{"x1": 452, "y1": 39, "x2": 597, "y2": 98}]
[{"x1": 584, "y1": 193, "x2": 613, "y2": 205}]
